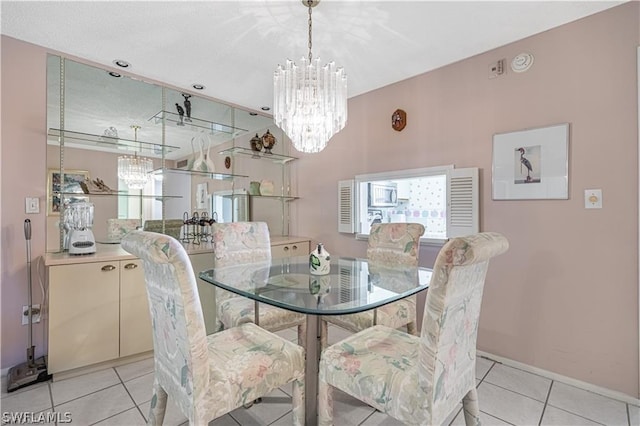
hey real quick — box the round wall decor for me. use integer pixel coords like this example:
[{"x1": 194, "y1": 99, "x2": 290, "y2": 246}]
[
  {"x1": 392, "y1": 109, "x2": 407, "y2": 131},
  {"x1": 511, "y1": 53, "x2": 534, "y2": 73}
]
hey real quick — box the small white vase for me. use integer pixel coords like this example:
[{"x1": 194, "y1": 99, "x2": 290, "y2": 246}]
[{"x1": 310, "y1": 243, "x2": 330, "y2": 275}]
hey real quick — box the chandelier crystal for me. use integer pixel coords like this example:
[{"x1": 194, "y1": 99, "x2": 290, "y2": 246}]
[
  {"x1": 118, "y1": 125, "x2": 152, "y2": 190},
  {"x1": 273, "y1": 0, "x2": 347, "y2": 153}
]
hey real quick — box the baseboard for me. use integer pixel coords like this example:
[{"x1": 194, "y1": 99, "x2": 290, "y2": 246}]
[
  {"x1": 477, "y1": 350, "x2": 640, "y2": 406},
  {"x1": 1, "y1": 352, "x2": 153, "y2": 381}
]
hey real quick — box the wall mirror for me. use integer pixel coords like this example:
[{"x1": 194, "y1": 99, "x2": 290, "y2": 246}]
[{"x1": 46, "y1": 55, "x2": 278, "y2": 252}]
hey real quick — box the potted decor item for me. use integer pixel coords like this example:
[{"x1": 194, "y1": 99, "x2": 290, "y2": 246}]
[
  {"x1": 261, "y1": 129, "x2": 277, "y2": 154},
  {"x1": 310, "y1": 243, "x2": 330, "y2": 275},
  {"x1": 250, "y1": 133, "x2": 263, "y2": 154},
  {"x1": 249, "y1": 181, "x2": 261, "y2": 195}
]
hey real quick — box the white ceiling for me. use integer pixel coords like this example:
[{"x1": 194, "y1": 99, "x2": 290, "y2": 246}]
[{"x1": 1, "y1": 0, "x2": 626, "y2": 113}]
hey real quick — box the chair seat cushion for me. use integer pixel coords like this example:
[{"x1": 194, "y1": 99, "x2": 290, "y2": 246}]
[
  {"x1": 319, "y1": 325, "x2": 423, "y2": 422},
  {"x1": 206, "y1": 322, "x2": 305, "y2": 418},
  {"x1": 324, "y1": 297, "x2": 416, "y2": 333},
  {"x1": 220, "y1": 297, "x2": 305, "y2": 331}
]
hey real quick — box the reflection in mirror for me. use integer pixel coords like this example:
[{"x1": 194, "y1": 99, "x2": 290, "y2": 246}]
[{"x1": 45, "y1": 55, "x2": 287, "y2": 251}]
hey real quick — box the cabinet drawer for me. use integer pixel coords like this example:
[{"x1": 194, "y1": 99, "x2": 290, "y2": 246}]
[{"x1": 271, "y1": 241, "x2": 309, "y2": 259}]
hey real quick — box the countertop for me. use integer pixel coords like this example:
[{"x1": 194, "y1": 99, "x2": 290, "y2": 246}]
[{"x1": 44, "y1": 235, "x2": 311, "y2": 266}]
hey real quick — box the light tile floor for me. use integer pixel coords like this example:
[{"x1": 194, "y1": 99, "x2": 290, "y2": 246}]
[{"x1": 2, "y1": 325, "x2": 638, "y2": 426}]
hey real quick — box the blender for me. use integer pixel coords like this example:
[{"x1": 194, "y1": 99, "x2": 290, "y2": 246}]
[{"x1": 63, "y1": 201, "x2": 96, "y2": 255}]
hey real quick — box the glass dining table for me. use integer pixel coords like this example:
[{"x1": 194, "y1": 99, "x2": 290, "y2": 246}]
[{"x1": 199, "y1": 255, "x2": 432, "y2": 425}]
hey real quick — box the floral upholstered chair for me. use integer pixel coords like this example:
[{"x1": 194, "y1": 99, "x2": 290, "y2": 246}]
[
  {"x1": 320, "y1": 223, "x2": 425, "y2": 348},
  {"x1": 211, "y1": 222, "x2": 306, "y2": 345},
  {"x1": 318, "y1": 232, "x2": 509, "y2": 426},
  {"x1": 121, "y1": 230, "x2": 305, "y2": 425}
]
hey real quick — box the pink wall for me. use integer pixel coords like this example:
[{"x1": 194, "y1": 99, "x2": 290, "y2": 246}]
[
  {"x1": 293, "y1": 3, "x2": 639, "y2": 397},
  {"x1": 1, "y1": 3, "x2": 638, "y2": 398},
  {"x1": 1, "y1": 37, "x2": 49, "y2": 367}
]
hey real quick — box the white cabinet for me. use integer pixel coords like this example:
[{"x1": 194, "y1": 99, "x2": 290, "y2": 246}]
[
  {"x1": 48, "y1": 260, "x2": 152, "y2": 374},
  {"x1": 48, "y1": 261, "x2": 120, "y2": 374},
  {"x1": 119, "y1": 259, "x2": 153, "y2": 357},
  {"x1": 271, "y1": 239, "x2": 310, "y2": 259},
  {"x1": 396, "y1": 180, "x2": 411, "y2": 200}
]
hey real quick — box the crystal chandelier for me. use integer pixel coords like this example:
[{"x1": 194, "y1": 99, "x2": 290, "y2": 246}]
[
  {"x1": 118, "y1": 125, "x2": 153, "y2": 190},
  {"x1": 273, "y1": 0, "x2": 347, "y2": 153}
]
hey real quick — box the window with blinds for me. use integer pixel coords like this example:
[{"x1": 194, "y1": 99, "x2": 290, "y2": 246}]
[{"x1": 338, "y1": 166, "x2": 478, "y2": 242}]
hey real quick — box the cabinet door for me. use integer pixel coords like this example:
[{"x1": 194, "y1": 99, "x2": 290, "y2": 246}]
[
  {"x1": 120, "y1": 260, "x2": 153, "y2": 357},
  {"x1": 271, "y1": 241, "x2": 310, "y2": 259},
  {"x1": 189, "y1": 253, "x2": 217, "y2": 335},
  {"x1": 48, "y1": 262, "x2": 120, "y2": 373}
]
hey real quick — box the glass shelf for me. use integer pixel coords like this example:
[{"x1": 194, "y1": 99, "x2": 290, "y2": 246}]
[
  {"x1": 56, "y1": 191, "x2": 182, "y2": 200},
  {"x1": 251, "y1": 194, "x2": 299, "y2": 202},
  {"x1": 149, "y1": 111, "x2": 248, "y2": 136},
  {"x1": 48, "y1": 128, "x2": 179, "y2": 155},
  {"x1": 152, "y1": 167, "x2": 248, "y2": 181},
  {"x1": 219, "y1": 147, "x2": 298, "y2": 164}
]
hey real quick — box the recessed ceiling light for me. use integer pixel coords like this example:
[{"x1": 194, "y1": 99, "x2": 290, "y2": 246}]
[
  {"x1": 261, "y1": 106, "x2": 271, "y2": 111},
  {"x1": 192, "y1": 84, "x2": 205, "y2": 90},
  {"x1": 113, "y1": 59, "x2": 130, "y2": 68},
  {"x1": 107, "y1": 71, "x2": 122, "y2": 78},
  {"x1": 249, "y1": 112, "x2": 258, "y2": 116}
]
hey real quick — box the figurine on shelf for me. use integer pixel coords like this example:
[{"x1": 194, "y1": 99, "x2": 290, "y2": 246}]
[
  {"x1": 182, "y1": 93, "x2": 192, "y2": 122},
  {"x1": 261, "y1": 129, "x2": 277, "y2": 154},
  {"x1": 175, "y1": 103, "x2": 185, "y2": 126},
  {"x1": 250, "y1": 133, "x2": 263, "y2": 156},
  {"x1": 81, "y1": 177, "x2": 115, "y2": 194},
  {"x1": 100, "y1": 126, "x2": 119, "y2": 142}
]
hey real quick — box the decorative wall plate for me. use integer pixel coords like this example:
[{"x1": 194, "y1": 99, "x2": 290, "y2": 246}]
[{"x1": 392, "y1": 109, "x2": 406, "y2": 131}]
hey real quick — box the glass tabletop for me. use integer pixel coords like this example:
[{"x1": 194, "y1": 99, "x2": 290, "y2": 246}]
[{"x1": 199, "y1": 256, "x2": 432, "y2": 315}]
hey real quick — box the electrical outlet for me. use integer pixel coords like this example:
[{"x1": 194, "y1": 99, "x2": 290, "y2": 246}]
[{"x1": 22, "y1": 304, "x2": 41, "y2": 325}]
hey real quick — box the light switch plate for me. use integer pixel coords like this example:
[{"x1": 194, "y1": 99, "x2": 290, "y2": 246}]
[
  {"x1": 584, "y1": 189, "x2": 602, "y2": 209},
  {"x1": 25, "y1": 197, "x2": 40, "y2": 214}
]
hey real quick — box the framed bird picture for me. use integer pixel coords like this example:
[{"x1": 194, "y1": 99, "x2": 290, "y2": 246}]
[{"x1": 492, "y1": 123, "x2": 569, "y2": 200}]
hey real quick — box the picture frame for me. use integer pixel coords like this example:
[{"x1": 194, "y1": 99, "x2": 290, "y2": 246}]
[
  {"x1": 492, "y1": 123, "x2": 569, "y2": 200},
  {"x1": 47, "y1": 169, "x2": 90, "y2": 215}
]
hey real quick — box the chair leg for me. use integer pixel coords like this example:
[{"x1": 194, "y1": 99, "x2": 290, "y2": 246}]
[
  {"x1": 406, "y1": 321, "x2": 418, "y2": 336},
  {"x1": 319, "y1": 320, "x2": 328, "y2": 351},
  {"x1": 147, "y1": 378, "x2": 167, "y2": 426},
  {"x1": 297, "y1": 323, "x2": 307, "y2": 348},
  {"x1": 462, "y1": 387, "x2": 481, "y2": 426},
  {"x1": 318, "y1": 378, "x2": 334, "y2": 426},
  {"x1": 291, "y1": 376, "x2": 305, "y2": 426}
]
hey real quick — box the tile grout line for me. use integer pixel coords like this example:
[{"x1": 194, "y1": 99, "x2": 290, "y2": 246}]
[
  {"x1": 268, "y1": 409, "x2": 292, "y2": 426},
  {"x1": 538, "y1": 379, "x2": 554, "y2": 426},
  {"x1": 80, "y1": 367, "x2": 136, "y2": 426},
  {"x1": 113, "y1": 366, "x2": 148, "y2": 423},
  {"x1": 477, "y1": 360, "x2": 496, "y2": 384}
]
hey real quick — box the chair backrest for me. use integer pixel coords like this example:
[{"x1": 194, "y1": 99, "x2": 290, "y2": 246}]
[
  {"x1": 121, "y1": 230, "x2": 209, "y2": 420},
  {"x1": 210, "y1": 222, "x2": 271, "y2": 267},
  {"x1": 419, "y1": 232, "x2": 509, "y2": 423},
  {"x1": 210, "y1": 222, "x2": 271, "y2": 308},
  {"x1": 367, "y1": 223, "x2": 425, "y2": 266}
]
